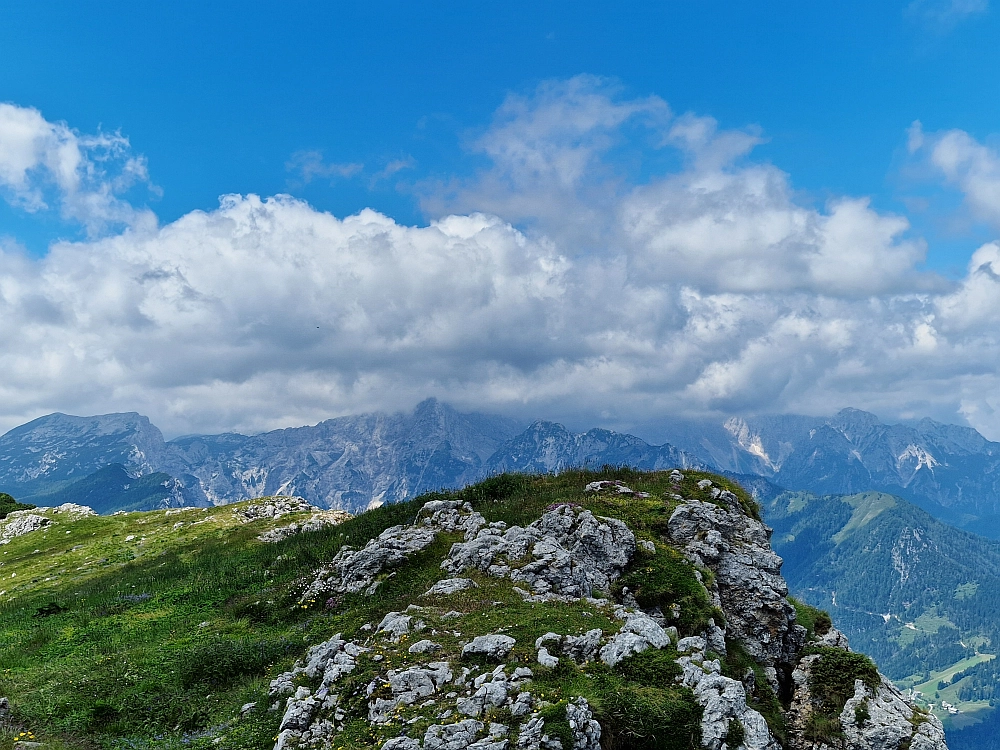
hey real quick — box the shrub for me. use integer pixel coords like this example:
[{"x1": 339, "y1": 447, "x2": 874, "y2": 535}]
[
  {"x1": 538, "y1": 701, "x2": 573, "y2": 750},
  {"x1": 790, "y1": 597, "x2": 832, "y2": 637},
  {"x1": 725, "y1": 718, "x2": 746, "y2": 749},
  {"x1": 615, "y1": 647, "x2": 682, "y2": 684},
  {"x1": 808, "y1": 647, "x2": 879, "y2": 715},
  {"x1": 855, "y1": 700, "x2": 871, "y2": 726}
]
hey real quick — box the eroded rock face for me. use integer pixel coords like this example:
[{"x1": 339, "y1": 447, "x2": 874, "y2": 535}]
[
  {"x1": 442, "y1": 504, "x2": 636, "y2": 600},
  {"x1": 235, "y1": 496, "x2": 315, "y2": 521},
  {"x1": 786, "y1": 633, "x2": 947, "y2": 750},
  {"x1": 667, "y1": 480, "x2": 805, "y2": 686},
  {"x1": 268, "y1": 476, "x2": 947, "y2": 750},
  {"x1": 676, "y1": 636, "x2": 781, "y2": 750},
  {"x1": 258, "y1": 509, "x2": 353, "y2": 542},
  {"x1": 302, "y1": 500, "x2": 486, "y2": 600},
  {"x1": 1, "y1": 512, "x2": 51, "y2": 540},
  {"x1": 600, "y1": 608, "x2": 673, "y2": 666}
]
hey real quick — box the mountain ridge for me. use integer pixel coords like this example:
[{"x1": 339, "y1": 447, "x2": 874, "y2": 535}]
[{"x1": 4, "y1": 402, "x2": 1000, "y2": 536}]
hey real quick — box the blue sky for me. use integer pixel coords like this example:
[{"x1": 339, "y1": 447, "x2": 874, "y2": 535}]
[
  {"x1": 4, "y1": 1, "x2": 998, "y2": 270},
  {"x1": 3, "y1": 1, "x2": 1000, "y2": 438}
]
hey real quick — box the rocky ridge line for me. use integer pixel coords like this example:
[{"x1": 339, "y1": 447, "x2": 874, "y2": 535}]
[{"x1": 266, "y1": 472, "x2": 946, "y2": 750}]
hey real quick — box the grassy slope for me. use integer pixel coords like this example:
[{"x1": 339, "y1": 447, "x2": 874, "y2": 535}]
[{"x1": 0, "y1": 468, "x2": 762, "y2": 750}]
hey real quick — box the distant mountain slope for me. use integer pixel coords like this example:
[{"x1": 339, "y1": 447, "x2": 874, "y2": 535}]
[
  {"x1": 762, "y1": 486, "x2": 1000, "y2": 729},
  {"x1": 660, "y1": 408, "x2": 1000, "y2": 536},
  {"x1": 28, "y1": 464, "x2": 186, "y2": 514},
  {"x1": 0, "y1": 401, "x2": 708, "y2": 514},
  {"x1": 0, "y1": 412, "x2": 170, "y2": 501},
  {"x1": 5, "y1": 401, "x2": 1000, "y2": 525},
  {"x1": 159, "y1": 398, "x2": 525, "y2": 510},
  {"x1": 483, "y1": 420, "x2": 703, "y2": 475}
]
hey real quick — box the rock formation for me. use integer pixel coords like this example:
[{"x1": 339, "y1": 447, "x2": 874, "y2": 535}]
[{"x1": 262, "y1": 471, "x2": 946, "y2": 750}]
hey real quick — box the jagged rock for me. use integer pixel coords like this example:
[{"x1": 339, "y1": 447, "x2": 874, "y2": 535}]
[
  {"x1": 268, "y1": 633, "x2": 368, "y2": 700},
  {"x1": 463, "y1": 634, "x2": 516, "y2": 660},
  {"x1": 515, "y1": 714, "x2": 563, "y2": 750},
  {"x1": 417, "y1": 500, "x2": 486, "y2": 537},
  {"x1": 818, "y1": 628, "x2": 851, "y2": 650},
  {"x1": 258, "y1": 509, "x2": 352, "y2": 542},
  {"x1": 424, "y1": 719, "x2": 484, "y2": 750},
  {"x1": 510, "y1": 691, "x2": 535, "y2": 718},
  {"x1": 456, "y1": 677, "x2": 511, "y2": 717},
  {"x1": 563, "y1": 629, "x2": 603, "y2": 663},
  {"x1": 279, "y1": 686, "x2": 317, "y2": 732},
  {"x1": 235, "y1": 496, "x2": 315, "y2": 521},
  {"x1": 676, "y1": 637, "x2": 779, "y2": 750},
  {"x1": 302, "y1": 499, "x2": 484, "y2": 599},
  {"x1": 443, "y1": 505, "x2": 636, "y2": 600},
  {"x1": 425, "y1": 577, "x2": 479, "y2": 596},
  {"x1": 1, "y1": 513, "x2": 51, "y2": 539},
  {"x1": 50, "y1": 503, "x2": 97, "y2": 517},
  {"x1": 379, "y1": 612, "x2": 416, "y2": 641},
  {"x1": 265, "y1": 475, "x2": 948, "y2": 750},
  {"x1": 566, "y1": 698, "x2": 601, "y2": 750},
  {"x1": 536, "y1": 647, "x2": 558, "y2": 668},
  {"x1": 667, "y1": 490, "x2": 806, "y2": 684},
  {"x1": 303, "y1": 525, "x2": 437, "y2": 599},
  {"x1": 584, "y1": 480, "x2": 650, "y2": 497},
  {"x1": 787, "y1": 644, "x2": 947, "y2": 750},
  {"x1": 599, "y1": 608, "x2": 672, "y2": 666},
  {"x1": 382, "y1": 738, "x2": 421, "y2": 750},
  {"x1": 705, "y1": 618, "x2": 727, "y2": 656},
  {"x1": 369, "y1": 662, "x2": 454, "y2": 723},
  {"x1": 409, "y1": 639, "x2": 442, "y2": 654}
]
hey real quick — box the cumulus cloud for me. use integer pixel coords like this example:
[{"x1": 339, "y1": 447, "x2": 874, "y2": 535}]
[
  {"x1": 4, "y1": 82, "x2": 1000, "y2": 439},
  {"x1": 910, "y1": 121, "x2": 1000, "y2": 226},
  {"x1": 0, "y1": 103, "x2": 156, "y2": 235}
]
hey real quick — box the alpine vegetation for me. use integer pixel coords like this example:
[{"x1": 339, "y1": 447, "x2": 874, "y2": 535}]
[{"x1": 0, "y1": 469, "x2": 948, "y2": 750}]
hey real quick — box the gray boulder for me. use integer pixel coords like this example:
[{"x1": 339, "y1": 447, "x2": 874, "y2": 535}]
[{"x1": 463, "y1": 634, "x2": 516, "y2": 661}]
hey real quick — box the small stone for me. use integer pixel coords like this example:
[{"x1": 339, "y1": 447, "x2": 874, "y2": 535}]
[
  {"x1": 537, "y1": 647, "x2": 559, "y2": 668},
  {"x1": 408, "y1": 639, "x2": 442, "y2": 654},
  {"x1": 423, "y1": 577, "x2": 478, "y2": 596}
]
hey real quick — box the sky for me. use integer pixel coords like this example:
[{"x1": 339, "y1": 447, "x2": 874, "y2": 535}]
[{"x1": 3, "y1": 1, "x2": 1000, "y2": 440}]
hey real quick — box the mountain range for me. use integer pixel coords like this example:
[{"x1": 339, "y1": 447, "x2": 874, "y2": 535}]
[
  {"x1": 5, "y1": 400, "x2": 1000, "y2": 538},
  {"x1": 8, "y1": 399, "x2": 1000, "y2": 745}
]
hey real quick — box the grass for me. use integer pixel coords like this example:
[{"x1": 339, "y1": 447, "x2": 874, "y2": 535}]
[
  {"x1": 789, "y1": 597, "x2": 832, "y2": 639},
  {"x1": 804, "y1": 646, "x2": 880, "y2": 744},
  {"x1": 0, "y1": 468, "x2": 764, "y2": 750}
]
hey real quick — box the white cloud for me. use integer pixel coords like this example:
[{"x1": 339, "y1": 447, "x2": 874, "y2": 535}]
[
  {"x1": 0, "y1": 103, "x2": 155, "y2": 235},
  {"x1": 4, "y1": 84, "x2": 1000, "y2": 440},
  {"x1": 910, "y1": 122, "x2": 1000, "y2": 227}
]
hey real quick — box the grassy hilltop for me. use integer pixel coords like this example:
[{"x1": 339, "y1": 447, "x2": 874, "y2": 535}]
[{"x1": 0, "y1": 469, "x2": 867, "y2": 750}]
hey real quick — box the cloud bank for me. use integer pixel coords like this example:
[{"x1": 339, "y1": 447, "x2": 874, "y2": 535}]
[{"x1": 3, "y1": 80, "x2": 1000, "y2": 439}]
